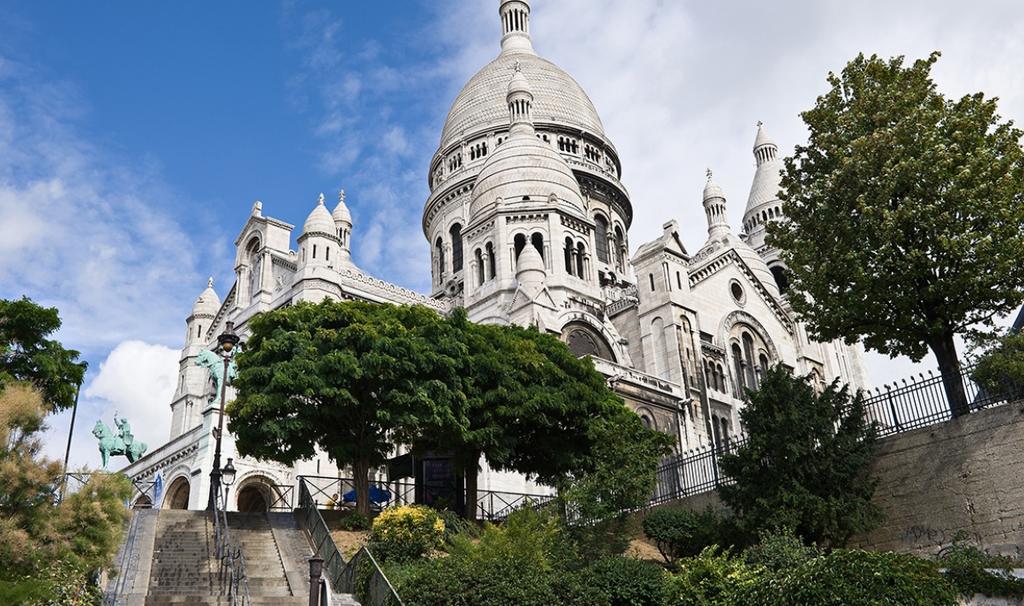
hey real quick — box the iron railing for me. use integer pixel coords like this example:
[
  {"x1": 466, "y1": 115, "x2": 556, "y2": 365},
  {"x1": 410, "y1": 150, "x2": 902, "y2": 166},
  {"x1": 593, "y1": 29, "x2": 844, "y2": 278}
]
[
  {"x1": 297, "y1": 475, "x2": 552, "y2": 521},
  {"x1": 60, "y1": 472, "x2": 156, "y2": 507},
  {"x1": 213, "y1": 489, "x2": 251, "y2": 606},
  {"x1": 338, "y1": 546, "x2": 403, "y2": 606},
  {"x1": 297, "y1": 478, "x2": 403, "y2": 606},
  {"x1": 650, "y1": 362, "x2": 1023, "y2": 505},
  {"x1": 102, "y1": 508, "x2": 147, "y2": 606}
]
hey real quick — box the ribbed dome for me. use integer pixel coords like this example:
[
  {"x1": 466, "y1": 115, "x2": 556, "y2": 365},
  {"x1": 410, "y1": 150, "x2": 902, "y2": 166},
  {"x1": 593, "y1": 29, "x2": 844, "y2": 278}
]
[
  {"x1": 303, "y1": 194, "x2": 336, "y2": 236},
  {"x1": 745, "y1": 123, "x2": 784, "y2": 217},
  {"x1": 516, "y1": 243, "x2": 546, "y2": 286},
  {"x1": 469, "y1": 131, "x2": 585, "y2": 219},
  {"x1": 440, "y1": 52, "x2": 605, "y2": 151},
  {"x1": 704, "y1": 177, "x2": 725, "y2": 201},
  {"x1": 731, "y1": 236, "x2": 781, "y2": 298},
  {"x1": 191, "y1": 278, "x2": 220, "y2": 317}
]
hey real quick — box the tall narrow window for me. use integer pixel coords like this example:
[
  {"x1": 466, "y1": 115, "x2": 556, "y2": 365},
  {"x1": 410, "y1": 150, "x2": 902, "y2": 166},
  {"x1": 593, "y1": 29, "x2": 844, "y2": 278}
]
[
  {"x1": 475, "y1": 249, "x2": 484, "y2": 285},
  {"x1": 435, "y1": 237, "x2": 445, "y2": 280},
  {"x1": 450, "y1": 223, "x2": 463, "y2": 272},
  {"x1": 486, "y1": 242, "x2": 496, "y2": 279},
  {"x1": 649, "y1": 273, "x2": 655, "y2": 291},
  {"x1": 742, "y1": 333, "x2": 757, "y2": 388},
  {"x1": 575, "y1": 242, "x2": 586, "y2": 278},
  {"x1": 594, "y1": 215, "x2": 609, "y2": 263},
  {"x1": 732, "y1": 343, "x2": 746, "y2": 395},
  {"x1": 312, "y1": 244, "x2": 317, "y2": 259},
  {"x1": 513, "y1": 234, "x2": 527, "y2": 260},
  {"x1": 564, "y1": 237, "x2": 574, "y2": 275},
  {"x1": 531, "y1": 232, "x2": 544, "y2": 261},
  {"x1": 326, "y1": 247, "x2": 330, "y2": 261},
  {"x1": 614, "y1": 225, "x2": 625, "y2": 273}
]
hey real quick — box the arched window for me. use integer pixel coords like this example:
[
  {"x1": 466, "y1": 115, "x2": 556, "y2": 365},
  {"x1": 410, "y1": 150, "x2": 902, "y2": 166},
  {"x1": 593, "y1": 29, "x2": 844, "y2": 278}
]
[
  {"x1": 758, "y1": 353, "x2": 769, "y2": 381},
  {"x1": 614, "y1": 225, "x2": 626, "y2": 273},
  {"x1": 732, "y1": 343, "x2": 746, "y2": 395},
  {"x1": 594, "y1": 215, "x2": 610, "y2": 263},
  {"x1": 486, "y1": 242, "x2": 496, "y2": 279},
  {"x1": 531, "y1": 232, "x2": 544, "y2": 260},
  {"x1": 564, "y1": 237, "x2": 574, "y2": 275},
  {"x1": 435, "y1": 237, "x2": 445, "y2": 280},
  {"x1": 576, "y1": 242, "x2": 586, "y2": 279},
  {"x1": 475, "y1": 248, "x2": 484, "y2": 285},
  {"x1": 742, "y1": 333, "x2": 757, "y2": 388},
  {"x1": 513, "y1": 234, "x2": 527, "y2": 260},
  {"x1": 450, "y1": 223, "x2": 463, "y2": 272}
]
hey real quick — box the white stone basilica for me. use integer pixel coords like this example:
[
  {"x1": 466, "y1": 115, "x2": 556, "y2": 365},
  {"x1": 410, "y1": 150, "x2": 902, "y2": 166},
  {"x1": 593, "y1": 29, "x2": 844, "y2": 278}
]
[{"x1": 121, "y1": 0, "x2": 865, "y2": 511}]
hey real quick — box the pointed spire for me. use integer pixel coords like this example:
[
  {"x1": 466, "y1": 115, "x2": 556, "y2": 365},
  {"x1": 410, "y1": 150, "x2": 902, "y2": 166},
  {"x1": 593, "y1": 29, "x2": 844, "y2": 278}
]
[
  {"x1": 333, "y1": 189, "x2": 352, "y2": 225},
  {"x1": 317, "y1": 192, "x2": 326, "y2": 206},
  {"x1": 499, "y1": 0, "x2": 534, "y2": 54},
  {"x1": 753, "y1": 121, "x2": 778, "y2": 167},
  {"x1": 207, "y1": 276, "x2": 214, "y2": 289}
]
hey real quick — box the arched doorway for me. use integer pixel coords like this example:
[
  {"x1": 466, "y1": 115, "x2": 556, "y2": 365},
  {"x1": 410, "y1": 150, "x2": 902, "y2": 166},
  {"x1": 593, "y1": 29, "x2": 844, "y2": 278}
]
[
  {"x1": 133, "y1": 495, "x2": 153, "y2": 510},
  {"x1": 235, "y1": 477, "x2": 276, "y2": 513},
  {"x1": 165, "y1": 477, "x2": 190, "y2": 510}
]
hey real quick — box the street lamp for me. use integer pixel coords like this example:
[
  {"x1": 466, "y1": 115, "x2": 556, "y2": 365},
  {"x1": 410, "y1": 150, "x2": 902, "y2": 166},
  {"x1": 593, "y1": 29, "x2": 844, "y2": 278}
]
[
  {"x1": 222, "y1": 457, "x2": 237, "y2": 508},
  {"x1": 208, "y1": 321, "x2": 241, "y2": 511}
]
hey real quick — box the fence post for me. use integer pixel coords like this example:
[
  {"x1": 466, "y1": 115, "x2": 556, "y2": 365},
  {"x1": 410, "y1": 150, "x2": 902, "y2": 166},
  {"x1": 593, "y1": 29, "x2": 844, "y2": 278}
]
[{"x1": 886, "y1": 387, "x2": 903, "y2": 433}]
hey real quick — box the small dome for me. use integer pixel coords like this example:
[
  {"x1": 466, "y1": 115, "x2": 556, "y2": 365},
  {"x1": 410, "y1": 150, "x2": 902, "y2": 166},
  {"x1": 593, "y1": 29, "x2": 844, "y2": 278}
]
[
  {"x1": 507, "y1": 62, "x2": 532, "y2": 97},
  {"x1": 303, "y1": 193, "x2": 336, "y2": 236},
  {"x1": 703, "y1": 171, "x2": 725, "y2": 201},
  {"x1": 516, "y1": 243, "x2": 546, "y2": 288},
  {"x1": 332, "y1": 190, "x2": 352, "y2": 225},
  {"x1": 191, "y1": 277, "x2": 220, "y2": 317},
  {"x1": 727, "y1": 236, "x2": 780, "y2": 298}
]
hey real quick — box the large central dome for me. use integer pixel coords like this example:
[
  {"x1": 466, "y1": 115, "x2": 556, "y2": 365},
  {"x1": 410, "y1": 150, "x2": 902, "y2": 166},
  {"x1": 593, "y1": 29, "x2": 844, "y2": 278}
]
[{"x1": 439, "y1": 51, "x2": 606, "y2": 150}]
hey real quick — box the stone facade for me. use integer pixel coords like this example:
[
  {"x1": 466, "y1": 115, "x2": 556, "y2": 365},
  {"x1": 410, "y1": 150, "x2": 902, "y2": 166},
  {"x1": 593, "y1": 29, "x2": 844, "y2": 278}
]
[{"x1": 121, "y1": 0, "x2": 867, "y2": 510}]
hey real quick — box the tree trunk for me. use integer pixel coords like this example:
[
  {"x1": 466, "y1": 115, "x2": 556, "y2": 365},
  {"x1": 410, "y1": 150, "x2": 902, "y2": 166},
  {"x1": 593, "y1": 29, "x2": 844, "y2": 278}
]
[
  {"x1": 463, "y1": 452, "x2": 480, "y2": 521},
  {"x1": 930, "y1": 332, "x2": 969, "y2": 418},
  {"x1": 353, "y1": 458, "x2": 371, "y2": 517}
]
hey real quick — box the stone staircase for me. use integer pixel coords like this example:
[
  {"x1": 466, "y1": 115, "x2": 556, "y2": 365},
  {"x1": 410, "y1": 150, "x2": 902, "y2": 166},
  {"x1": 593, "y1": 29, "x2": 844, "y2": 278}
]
[{"x1": 140, "y1": 510, "x2": 329, "y2": 606}]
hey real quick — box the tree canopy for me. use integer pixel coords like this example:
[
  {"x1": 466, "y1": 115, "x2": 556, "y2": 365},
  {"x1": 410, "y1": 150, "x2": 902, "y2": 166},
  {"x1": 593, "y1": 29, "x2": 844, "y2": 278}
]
[
  {"x1": 228, "y1": 300, "x2": 672, "y2": 518},
  {"x1": 0, "y1": 297, "x2": 87, "y2": 412},
  {"x1": 227, "y1": 300, "x2": 467, "y2": 515},
  {"x1": 429, "y1": 311, "x2": 670, "y2": 517},
  {"x1": 718, "y1": 366, "x2": 880, "y2": 548},
  {"x1": 0, "y1": 383, "x2": 133, "y2": 605},
  {"x1": 770, "y1": 52, "x2": 1024, "y2": 415}
]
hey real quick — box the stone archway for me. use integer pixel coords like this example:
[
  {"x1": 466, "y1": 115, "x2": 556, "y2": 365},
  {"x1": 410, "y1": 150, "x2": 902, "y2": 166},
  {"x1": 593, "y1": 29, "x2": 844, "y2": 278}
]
[
  {"x1": 235, "y1": 476, "x2": 277, "y2": 513},
  {"x1": 165, "y1": 477, "x2": 190, "y2": 510}
]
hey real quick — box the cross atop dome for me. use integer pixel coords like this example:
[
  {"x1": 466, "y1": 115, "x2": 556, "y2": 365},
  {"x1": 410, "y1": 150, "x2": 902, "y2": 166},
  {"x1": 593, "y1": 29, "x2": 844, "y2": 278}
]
[{"x1": 500, "y1": 0, "x2": 534, "y2": 54}]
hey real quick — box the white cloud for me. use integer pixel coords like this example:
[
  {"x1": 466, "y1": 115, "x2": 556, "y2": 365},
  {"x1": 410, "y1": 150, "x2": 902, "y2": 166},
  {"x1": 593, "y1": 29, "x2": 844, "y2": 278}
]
[{"x1": 42, "y1": 340, "x2": 179, "y2": 470}]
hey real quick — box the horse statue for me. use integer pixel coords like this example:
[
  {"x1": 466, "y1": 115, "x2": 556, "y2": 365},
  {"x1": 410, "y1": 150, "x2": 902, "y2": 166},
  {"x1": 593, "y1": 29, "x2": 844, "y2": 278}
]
[
  {"x1": 195, "y1": 349, "x2": 238, "y2": 401},
  {"x1": 93, "y1": 414, "x2": 148, "y2": 469}
]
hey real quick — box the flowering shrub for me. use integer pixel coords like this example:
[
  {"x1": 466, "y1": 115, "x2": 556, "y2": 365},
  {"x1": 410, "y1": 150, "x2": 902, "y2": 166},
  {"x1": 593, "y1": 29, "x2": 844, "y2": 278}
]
[{"x1": 370, "y1": 505, "x2": 445, "y2": 562}]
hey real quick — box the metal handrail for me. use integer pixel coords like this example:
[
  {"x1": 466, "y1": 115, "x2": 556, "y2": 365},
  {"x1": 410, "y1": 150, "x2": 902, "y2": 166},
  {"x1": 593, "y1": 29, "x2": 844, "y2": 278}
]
[
  {"x1": 297, "y1": 477, "x2": 404, "y2": 606},
  {"x1": 213, "y1": 489, "x2": 251, "y2": 606},
  {"x1": 103, "y1": 508, "x2": 143, "y2": 606}
]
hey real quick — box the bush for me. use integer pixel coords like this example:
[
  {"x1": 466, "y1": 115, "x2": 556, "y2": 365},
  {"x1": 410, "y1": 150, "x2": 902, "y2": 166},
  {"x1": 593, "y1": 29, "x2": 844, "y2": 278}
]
[
  {"x1": 743, "y1": 529, "x2": 818, "y2": 572},
  {"x1": 940, "y1": 541, "x2": 1024, "y2": 599},
  {"x1": 971, "y1": 331, "x2": 1024, "y2": 400},
  {"x1": 667, "y1": 548, "x2": 755, "y2": 606},
  {"x1": 588, "y1": 556, "x2": 669, "y2": 606},
  {"x1": 434, "y1": 508, "x2": 478, "y2": 546},
  {"x1": 369, "y1": 505, "x2": 445, "y2": 562},
  {"x1": 399, "y1": 553, "x2": 557, "y2": 606},
  {"x1": 736, "y1": 549, "x2": 959, "y2": 606},
  {"x1": 642, "y1": 507, "x2": 744, "y2": 564}
]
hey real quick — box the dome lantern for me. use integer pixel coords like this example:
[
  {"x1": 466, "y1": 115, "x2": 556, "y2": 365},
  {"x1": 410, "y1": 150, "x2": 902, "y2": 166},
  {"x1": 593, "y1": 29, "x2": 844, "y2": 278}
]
[{"x1": 499, "y1": 0, "x2": 533, "y2": 55}]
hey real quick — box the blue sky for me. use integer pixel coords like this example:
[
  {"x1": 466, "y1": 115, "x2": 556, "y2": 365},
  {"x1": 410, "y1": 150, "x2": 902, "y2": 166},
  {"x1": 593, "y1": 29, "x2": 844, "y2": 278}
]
[{"x1": 2, "y1": 0, "x2": 1022, "y2": 469}]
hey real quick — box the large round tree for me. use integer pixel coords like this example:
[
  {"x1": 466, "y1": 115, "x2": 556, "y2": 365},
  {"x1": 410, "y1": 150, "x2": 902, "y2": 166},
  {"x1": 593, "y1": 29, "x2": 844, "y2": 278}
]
[
  {"x1": 227, "y1": 300, "x2": 467, "y2": 516},
  {"x1": 771, "y1": 52, "x2": 1024, "y2": 415}
]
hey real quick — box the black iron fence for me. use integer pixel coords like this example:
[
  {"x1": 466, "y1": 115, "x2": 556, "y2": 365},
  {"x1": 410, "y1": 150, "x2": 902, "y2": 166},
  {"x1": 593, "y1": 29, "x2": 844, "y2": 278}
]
[
  {"x1": 651, "y1": 362, "x2": 1023, "y2": 505},
  {"x1": 297, "y1": 475, "x2": 552, "y2": 521}
]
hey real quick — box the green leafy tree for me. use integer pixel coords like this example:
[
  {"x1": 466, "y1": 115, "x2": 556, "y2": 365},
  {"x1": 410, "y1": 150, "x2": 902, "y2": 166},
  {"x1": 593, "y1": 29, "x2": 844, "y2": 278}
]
[
  {"x1": 770, "y1": 52, "x2": 1024, "y2": 416},
  {"x1": 0, "y1": 383, "x2": 132, "y2": 604},
  {"x1": 424, "y1": 311, "x2": 671, "y2": 519},
  {"x1": 0, "y1": 297, "x2": 87, "y2": 412},
  {"x1": 227, "y1": 301, "x2": 467, "y2": 516},
  {"x1": 970, "y1": 330, "x2": 1024, "y2": 401},
  {"x1": 718, "y1": 367, "x2": 880, "y2": 548}
]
